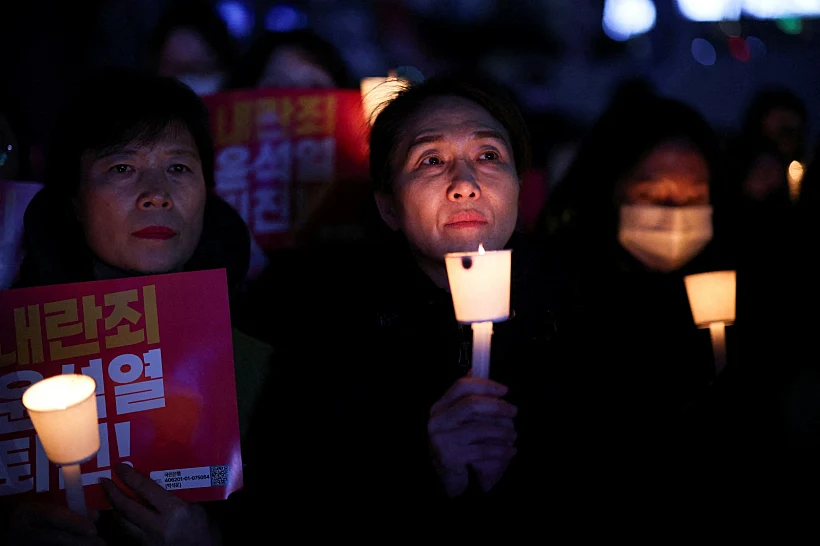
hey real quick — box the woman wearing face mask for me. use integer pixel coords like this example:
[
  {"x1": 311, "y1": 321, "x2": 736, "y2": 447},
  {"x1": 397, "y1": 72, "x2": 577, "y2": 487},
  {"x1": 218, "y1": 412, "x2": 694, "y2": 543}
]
[
  {"x1": 534, "y1": 88, "x2": 758, "y2": 497},
  {"x1": 145, "y1": 0, "x2": 239, "y2": 96}
]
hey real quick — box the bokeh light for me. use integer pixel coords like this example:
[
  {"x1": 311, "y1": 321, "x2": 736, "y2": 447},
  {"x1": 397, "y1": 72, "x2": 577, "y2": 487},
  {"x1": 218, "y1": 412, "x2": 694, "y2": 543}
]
[
  {"x1": 216, "y1": 0, "x2": 255, "y2": 38},
  {"x1": 603, "y1": 0, "x2": 657, "y2": 42},
  {"x1": 728, "y1": 36, "x2": 750, "y2": 62},
  {"x1": 718, "y1": 20, "x2": 741, "y2": 37},
  {"x1": 691, "y1": 38, "x2": 717, "y2": 65},
  {"x1": 265, "y1": 4, "x2": 309, "y2": 32},
  {"x1": 776, "y1": 17, "x2": 803, "y2": 35},
  {"x1": 676, "y1": 0, "x2": 741, "y2": 22},
  {"x1": 745, "y1": 36, "x2": 767, "y2": 58}
]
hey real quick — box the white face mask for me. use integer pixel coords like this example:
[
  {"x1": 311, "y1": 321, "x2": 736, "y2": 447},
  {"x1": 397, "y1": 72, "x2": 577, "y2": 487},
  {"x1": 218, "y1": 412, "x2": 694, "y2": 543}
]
[
  {"x1": 176, "y1": 73, "x2": 224, "y2": 96},
  {"x1": 618, "y1": 204, "x2": 713, "y2": 272}
]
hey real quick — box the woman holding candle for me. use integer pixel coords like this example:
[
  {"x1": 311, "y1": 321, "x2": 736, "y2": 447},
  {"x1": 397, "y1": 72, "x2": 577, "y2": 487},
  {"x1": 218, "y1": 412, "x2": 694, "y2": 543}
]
[
  {"x1": 2, "y1": 68, "x2": 271, "y2": 546},
  {"x1": 229, "y1": 75, "x2": 590, "y2": 536},
  {"x1": 533, "y1": 86, "x2": 785, "y2": 499}
]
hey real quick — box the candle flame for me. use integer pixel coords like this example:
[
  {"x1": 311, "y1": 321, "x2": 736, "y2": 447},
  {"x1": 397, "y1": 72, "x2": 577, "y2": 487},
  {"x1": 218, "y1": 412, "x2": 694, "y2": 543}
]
[{"x1": 478, "y1": 243, "x2": 485, "y2": 255}]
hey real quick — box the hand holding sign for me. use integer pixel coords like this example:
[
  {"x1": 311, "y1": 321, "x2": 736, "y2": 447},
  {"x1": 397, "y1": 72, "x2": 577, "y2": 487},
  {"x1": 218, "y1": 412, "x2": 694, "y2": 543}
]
[{"x1": 101, "y1": 463, "x2": 217, "y2": 546}]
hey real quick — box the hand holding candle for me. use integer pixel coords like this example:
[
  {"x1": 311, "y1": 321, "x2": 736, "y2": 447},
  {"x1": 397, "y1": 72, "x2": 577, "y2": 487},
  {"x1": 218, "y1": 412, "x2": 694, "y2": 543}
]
[
  {"x1": 22, "y1": 374, "x2": 100, "y2": 517},
  {"x1": 684, "y1": 270, "x2": 736, "y2": 375},
  {"x1": 445, "y1": 244, "x2": 512, "y2": 379}
]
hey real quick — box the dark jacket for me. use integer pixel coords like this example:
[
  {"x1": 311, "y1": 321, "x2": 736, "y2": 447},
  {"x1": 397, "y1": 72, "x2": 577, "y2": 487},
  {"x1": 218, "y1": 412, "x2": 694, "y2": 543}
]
[{"x1": 226, "y1": 231, "x2": 595, "y2": 537}]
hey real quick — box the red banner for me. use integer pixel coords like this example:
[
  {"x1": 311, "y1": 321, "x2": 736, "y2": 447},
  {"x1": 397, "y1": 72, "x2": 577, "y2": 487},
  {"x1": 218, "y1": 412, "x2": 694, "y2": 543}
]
[
  {"x1": 0, "y1": 269, "x2": 242, "y2": 509},
  {"x1": 202, "y1": 88, "x2": 371, "y2": 250}
]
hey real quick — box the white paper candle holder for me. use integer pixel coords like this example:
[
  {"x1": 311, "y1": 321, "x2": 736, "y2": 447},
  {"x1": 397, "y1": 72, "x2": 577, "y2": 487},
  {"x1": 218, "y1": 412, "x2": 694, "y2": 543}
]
[
  {"x1": 444, "y1": 248, "x2": 512, "y2": 324},
  {"x1": 22, "y1": 374, "x2": 100, "y2": 516},
  {"x1": 684, "y1": 270, "x2": 737, "y2": 375},
  {"x1": 445, "y1": 247, "x2": 512, "y2": 379}
]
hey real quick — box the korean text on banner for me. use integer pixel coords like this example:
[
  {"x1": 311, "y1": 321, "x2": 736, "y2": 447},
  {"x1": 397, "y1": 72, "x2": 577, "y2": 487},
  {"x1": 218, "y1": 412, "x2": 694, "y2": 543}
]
[
  {"x1": 203, "y1": 88, "x2": 370, "y2": 250},
  {"x1": 0, "y1": 269, "x2": 242, "y2": 509}
]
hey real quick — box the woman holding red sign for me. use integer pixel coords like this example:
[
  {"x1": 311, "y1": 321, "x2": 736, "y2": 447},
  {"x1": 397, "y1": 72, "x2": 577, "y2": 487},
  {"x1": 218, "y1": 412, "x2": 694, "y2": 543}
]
[{"x1": 3, "y1": 68, "x2": 270, "y2": 546}]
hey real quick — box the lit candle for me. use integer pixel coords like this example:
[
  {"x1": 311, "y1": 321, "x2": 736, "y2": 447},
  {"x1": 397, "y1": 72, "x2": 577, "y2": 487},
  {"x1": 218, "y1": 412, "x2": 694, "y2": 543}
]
[
  {"x1": 788, "y1": 160, "x2": 805, "y2": 203},
  {"x1": 445, "y1": 244, "x2": 512, "y2": 379},
  {"x1": 22, "y1": 374, "x2": 100, "y2": 516},
  {"x1": 683, "y1": 270, "x2": 736, "y2": 375}
]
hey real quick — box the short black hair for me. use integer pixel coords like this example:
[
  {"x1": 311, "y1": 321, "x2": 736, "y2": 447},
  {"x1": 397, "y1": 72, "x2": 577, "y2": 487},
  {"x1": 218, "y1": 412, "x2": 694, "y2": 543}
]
[
  {"x1": 44, "y1": 67, "x2": 215, "y2": 197},
  {"x1": 368, "y1": 74, "x2": 532, "y2": 194},
  {"x1": 227, "y1": 29, "x2": 353, "y2": 89}
]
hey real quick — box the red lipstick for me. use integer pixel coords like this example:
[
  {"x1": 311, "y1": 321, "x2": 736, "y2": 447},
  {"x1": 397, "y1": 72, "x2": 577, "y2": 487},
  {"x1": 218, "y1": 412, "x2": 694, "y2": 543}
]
[
  {"x1": 444, "y1": 211, "x2": 488, "y2": 229},
  {"x1": 132, "y1": 226, "x2": 177, "y2": 240}
]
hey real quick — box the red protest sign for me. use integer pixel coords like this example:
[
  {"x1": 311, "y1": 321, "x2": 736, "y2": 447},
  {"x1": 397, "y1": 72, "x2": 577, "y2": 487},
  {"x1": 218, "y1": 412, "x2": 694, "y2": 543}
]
[
  {"x1": 0, "y1": 269, "x2": 241, "y2": 509},
  {"x1": 202, "y1": 88, "x2": 371, "y2": 250}
]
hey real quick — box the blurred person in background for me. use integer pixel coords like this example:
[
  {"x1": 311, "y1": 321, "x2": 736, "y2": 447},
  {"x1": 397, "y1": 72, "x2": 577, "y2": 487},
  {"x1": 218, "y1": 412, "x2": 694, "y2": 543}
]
[
  {"x1": 0, "y1": 83, "x2": 32, "y2": 182},
  {"x1": 533, "y1": 86, "x2": 786, "y2": 502},
  {"x1": 225, "y1": 27, "x2": 379, "y2": 330},
  {"x1": 144, "y1": 0, "x2": 239, "y2": 96},
  {"x1": 723, "y1": 87, "x2": 809, "y2": 271},
  {"x1": 227, "y1": 28, "x2": 353, "y2": 90},
  {"x1": 0, "y1": 83, "x2": 37, "y2": 289}
]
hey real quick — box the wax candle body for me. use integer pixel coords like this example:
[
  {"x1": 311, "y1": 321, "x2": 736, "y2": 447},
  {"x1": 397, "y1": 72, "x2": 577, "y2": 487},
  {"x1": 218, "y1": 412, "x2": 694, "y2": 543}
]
[
  {"x1": 444, "y1": 249, "x2": 512, "y2": 324},
  {"x1": 471, "y1": 321, "x2": 494, "y2": 379},
  {"x1": 709, "y1": 321, "x2": 727, "y2": 374}
]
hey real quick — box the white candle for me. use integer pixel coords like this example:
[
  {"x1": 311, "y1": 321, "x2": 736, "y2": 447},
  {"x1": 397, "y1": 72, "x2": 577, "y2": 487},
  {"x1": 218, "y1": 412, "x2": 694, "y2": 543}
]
[
  {"x1": 709, "y1": 321, "x2": 727, "y2": 375},
  {"x1": 683, "y1": 270, "x2": 736, "y2": 374},
  {"x1": 444, "y1": 245, "x2": 512, "y2": 324},
  {"x1": 61, "y1": 463, "x2": 87, "y2": 517},
  {"x1": 471, "y1": 321, "x2": 494, "y2": 379},
  {"x1": 22, "y1": 374, "x2": 100, "y2": 515},
  {"x1": 445, "y1": 245, "x2": 512, "y2": 379}
]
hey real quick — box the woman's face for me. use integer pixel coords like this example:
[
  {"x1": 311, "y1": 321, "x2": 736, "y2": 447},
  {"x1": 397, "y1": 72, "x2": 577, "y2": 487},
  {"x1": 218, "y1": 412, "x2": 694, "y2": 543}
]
[
  {"x1": 375, "y1": 96, "x2": 520, "y2": 262},
  {"x1": 258, "y1": 47, "x2": 336, "y2": 89},
  {"x1": 617, "y1": 141, "x2": 710, "y2": 206},
  {"x1": 75, "y1": 126, "x2": 207, "y2": 274}
]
